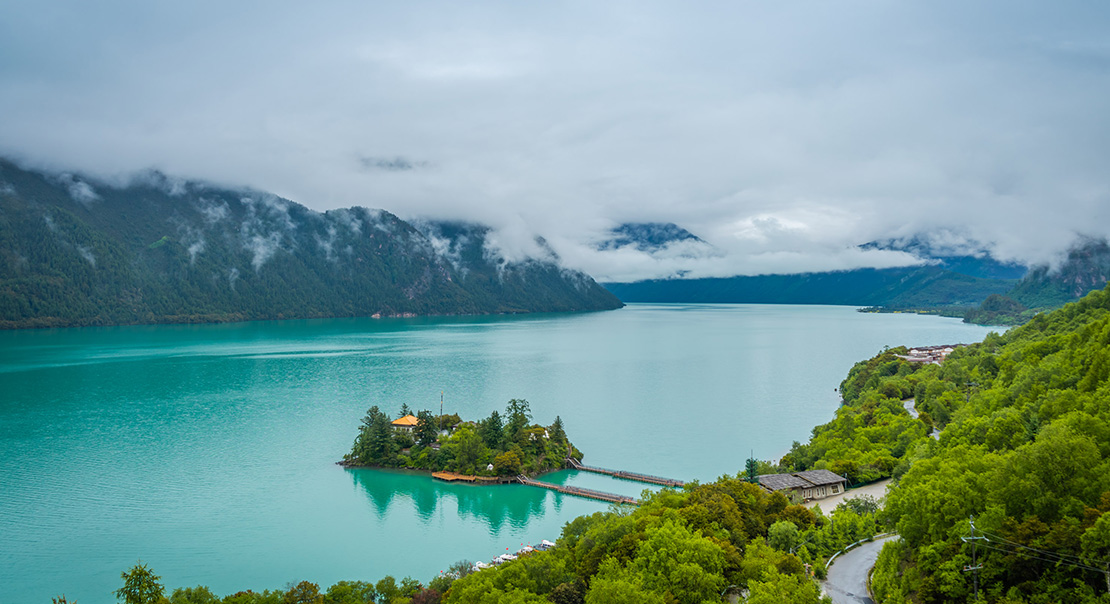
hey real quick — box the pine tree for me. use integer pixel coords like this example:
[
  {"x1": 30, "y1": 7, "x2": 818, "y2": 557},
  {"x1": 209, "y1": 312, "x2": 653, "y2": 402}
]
[
  {"x1": 746, "y1": 457, "x2": 760, "y2": 484},
  {"x1": 479, "y1": 411, "x2": 503, "y2": 449},
  {"x1": 504, "y1": 399, "x2": 532, "y2": 445},
  {"x1": 550, "y1": 416, "x2": 567, "y2": 444},
  {"x1": 414, "y1": 410, "x2": 438, "y2": 447},
  {"x1": 368, "y1": 407, "x2": 395, "y2": 463}
]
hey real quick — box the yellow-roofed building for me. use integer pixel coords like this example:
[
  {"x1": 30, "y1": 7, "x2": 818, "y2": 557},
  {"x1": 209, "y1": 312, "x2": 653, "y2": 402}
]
[{"x1": 391, "y1": 414, "x2": 419, "y2": 433}]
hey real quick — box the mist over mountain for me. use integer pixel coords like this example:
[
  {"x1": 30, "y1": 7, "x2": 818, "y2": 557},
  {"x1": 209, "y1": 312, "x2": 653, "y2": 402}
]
[
  {"x1": 0, "y1": 159, "x2": 621, "y2": 329},
  {"x1": 606, "y1": 233, "x2": 1110, "y2": 325},
  {"x1": 965, "y1": 237, "x2": 1110, "y2": 324},
  {"x1": 860, "y1": 234, "x2": 1029, "y2": 280},
  {"x1": 596, "y1": 222, "x2": 706, "y2": 252}
]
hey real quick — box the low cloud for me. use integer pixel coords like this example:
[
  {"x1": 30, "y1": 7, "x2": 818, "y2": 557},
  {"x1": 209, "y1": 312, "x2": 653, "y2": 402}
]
[
  {"x1": 358, "y1": 156, "x2": 431, "y2": 172},
  {"x1": 1, "y1": 2, "x2": 1107, "y2": 281},
  {"x1": 56, "y1": 174, "x2": 99, "y2": 205},
  {"x1": 76, "y1": 245, "x2": 96, "y2": 267}
]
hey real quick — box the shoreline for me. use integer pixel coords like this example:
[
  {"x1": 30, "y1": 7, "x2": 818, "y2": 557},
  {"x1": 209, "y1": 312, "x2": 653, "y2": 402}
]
[{"x1": 336, "y1": 460, "x2": 560, "y2": 485}]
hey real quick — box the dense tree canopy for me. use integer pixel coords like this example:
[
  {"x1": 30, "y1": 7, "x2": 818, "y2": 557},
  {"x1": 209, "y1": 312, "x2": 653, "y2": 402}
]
[
  {"x1": 850, "y1": 284, "x2": 1110, "y2": 603},
  {"x1": 343, "y1": 400, "x2": 581, "y2": 477}
]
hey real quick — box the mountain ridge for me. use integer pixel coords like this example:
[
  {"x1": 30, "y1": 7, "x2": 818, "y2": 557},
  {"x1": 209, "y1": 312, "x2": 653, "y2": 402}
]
[{"x1": 0, "y1": 159, "x2": 623, "y2": 329}]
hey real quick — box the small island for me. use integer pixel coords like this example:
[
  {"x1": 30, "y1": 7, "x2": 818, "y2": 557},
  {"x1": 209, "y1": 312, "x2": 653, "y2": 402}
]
[{"x1": 339, "y1": 398, "x2": 582, "y2": 481}]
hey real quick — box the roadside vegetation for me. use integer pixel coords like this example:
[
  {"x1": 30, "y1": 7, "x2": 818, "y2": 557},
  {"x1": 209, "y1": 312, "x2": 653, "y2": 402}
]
[
  {"x1": 104, "y1": 480, "x2": 888, "y2": 604},
  {"x1": 341, "y1": 399, "x2": 581, "y2": 478}
]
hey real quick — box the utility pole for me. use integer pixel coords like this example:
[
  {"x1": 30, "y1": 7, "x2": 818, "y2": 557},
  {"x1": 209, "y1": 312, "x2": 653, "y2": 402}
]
[
  {"x1": 961, "y1": 514, "x2": 985, "y2": 600},
  {"x1": 440, "y1": 391, "x2": 444, "y2": 430},
  {"x1": 965, "y1": 381, "x2": 979, "y2": 404}
]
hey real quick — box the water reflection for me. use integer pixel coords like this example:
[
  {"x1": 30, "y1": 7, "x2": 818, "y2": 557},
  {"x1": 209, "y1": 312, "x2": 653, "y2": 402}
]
[{"x1": 347, "y1": 468, "x2": 557, "y2": 535}]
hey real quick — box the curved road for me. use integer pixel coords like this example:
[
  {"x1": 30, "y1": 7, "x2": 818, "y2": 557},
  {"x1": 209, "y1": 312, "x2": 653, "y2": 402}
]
[{"x1": 823, "y1": 535, "x2": 897, "y2": 604}]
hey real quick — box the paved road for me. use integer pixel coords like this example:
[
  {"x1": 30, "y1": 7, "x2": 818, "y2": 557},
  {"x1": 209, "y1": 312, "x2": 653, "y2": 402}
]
[
  {"x1": 823, "y1": 535, "x2": 897, "y2": 604},
  {"x1": 903, "y1": 398, "x2": 939, "y2": 439}
]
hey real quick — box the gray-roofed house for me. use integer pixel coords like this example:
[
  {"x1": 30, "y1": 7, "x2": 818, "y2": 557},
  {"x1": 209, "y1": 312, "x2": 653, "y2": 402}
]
[
  {"x1": 757, "y1": 473, "x2": 812, "y2": 501},
  {"x1": 791, "y1": 469, "x2": 847, "y2": 501},
  {"x1": 757, "y1": 470, "x2": 848, "y2": 502}
]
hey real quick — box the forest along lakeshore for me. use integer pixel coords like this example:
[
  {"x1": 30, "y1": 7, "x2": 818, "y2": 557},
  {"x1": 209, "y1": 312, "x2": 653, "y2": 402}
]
[{"x1": 0, "y1": 303, "x2": 1000, "y2": 604}]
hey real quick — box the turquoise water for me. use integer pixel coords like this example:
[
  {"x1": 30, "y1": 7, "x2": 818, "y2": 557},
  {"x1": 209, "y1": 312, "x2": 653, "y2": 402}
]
[{"x1": 0, "y1": 304, "x2": 996, "y2": 603}]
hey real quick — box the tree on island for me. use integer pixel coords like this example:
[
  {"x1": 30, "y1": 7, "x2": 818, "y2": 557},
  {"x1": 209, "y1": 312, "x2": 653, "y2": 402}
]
[
  {"x1": 493, "y1": 450, "x2": 523, "y2": 475},
  {"x1": 343, "y1": 398, "x2": 581, "y2": 477},
  {"x1": 398, "y1": 403, "x2": 412, "y2": 418},
  {"x1": 442, "y1": 424, "x2": 487, "y2": 474},
  {"x1": 116, "y1": 562, "x2": 165, "y2": 604},
  {"x1": 414, "y1": 410, "x2": 438, "y2": 447},
  {"x1": 504, "y1": 398, "x2": 532, "y2": 445},
  {"x1": 479, "y1": 410, "x2": 503, "y2": 449},
  {"x1": 550, "y1": 415, "x2": 567, "y2": 445},
  {"x1": 352, "y1": 406, "x2": 396, "y2": 465}
]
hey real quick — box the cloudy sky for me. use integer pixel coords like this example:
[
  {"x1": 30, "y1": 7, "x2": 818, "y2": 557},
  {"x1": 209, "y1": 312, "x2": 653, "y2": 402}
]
[{"x1": 2, "y1": 1, "x2": 1109, "y2": 281}]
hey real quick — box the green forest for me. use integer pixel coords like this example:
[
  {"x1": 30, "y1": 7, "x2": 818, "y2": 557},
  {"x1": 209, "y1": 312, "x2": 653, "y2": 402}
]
[
  {"x1": 786, "y1": 283, "x2": 1110, "y2": 602},
  {"x1": 341, "y1": 399, "x2": 581, "y2": 477}
]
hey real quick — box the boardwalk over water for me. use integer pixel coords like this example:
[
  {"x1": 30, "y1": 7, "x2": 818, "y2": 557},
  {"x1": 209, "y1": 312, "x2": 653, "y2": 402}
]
[
  {"x1": 517, "y1": 475, "x2": 638, "y2": 506},
  {"x1": 565, "y1": 458, "x2": 685, "y2": 488}
]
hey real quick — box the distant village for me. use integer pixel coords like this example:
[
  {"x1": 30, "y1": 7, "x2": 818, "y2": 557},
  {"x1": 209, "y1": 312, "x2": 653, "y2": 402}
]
[{"x1": 894, "y1": 344, "x2": 962, "y2": 365}]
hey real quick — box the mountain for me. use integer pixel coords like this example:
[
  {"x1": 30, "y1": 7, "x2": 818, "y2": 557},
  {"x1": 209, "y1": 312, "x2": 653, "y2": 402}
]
[
  {"x1": 861, "y1": 235, "x2": 1028, "y2": 280},
  {"x1": 0, "y1": 159, "x2": 622, "y2": 329},
  {"x1": 603, "y1": 265, "x2": 1015, "y2": 308},
  {"x1": 596, "y1": 222, "x2": 705, "y2": 252},
  {"x1": 964, "y1": 237, "x2": 1110, "y2": 324}
]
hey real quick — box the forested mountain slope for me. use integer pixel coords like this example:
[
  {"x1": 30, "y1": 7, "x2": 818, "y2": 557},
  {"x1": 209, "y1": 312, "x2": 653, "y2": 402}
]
[
  {"x1": 604, "y1": 265, "x2": 1014, "y2": 308},
  {"x1": 784, "y1": 283, "x2": 1110, "y2": 603},
  {"x1": 966, "y1": 238, "x2": 1110, "y2": 325},
  {"x1": 0, "y1": 159, "x2": 621, "y2": 328}
]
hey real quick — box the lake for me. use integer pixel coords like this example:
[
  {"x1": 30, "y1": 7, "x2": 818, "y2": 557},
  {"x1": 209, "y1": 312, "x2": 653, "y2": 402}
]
[{"x1": 0, "y1": 304, "x2": 996, "y2": 603}]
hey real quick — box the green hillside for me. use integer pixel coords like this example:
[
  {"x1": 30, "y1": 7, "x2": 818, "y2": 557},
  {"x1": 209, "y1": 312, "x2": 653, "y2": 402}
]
[
  {"x1": 604, "y1": 265, "x2": 1014, "y2": 309},
  {"x1": 787, "y1": 283, "x2": 1110, "y2": 603},
  {"x1": 965, "y1": 238, "x2": 1110, "y2": 326},
  {"x1": 0, "y1": 159, "x2": 622, "y2": 328}
]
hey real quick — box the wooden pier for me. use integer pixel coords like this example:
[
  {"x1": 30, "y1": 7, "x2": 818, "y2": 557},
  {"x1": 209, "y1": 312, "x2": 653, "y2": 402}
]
[
  {"x1": 565, "y1": 458, "x2": 685, "y2": 488},
  {"x1": 517, "y1": 475, "x2": 638, "y2": 506},
  {"x1": 432, "y1": 472, "x2": 506, "y2": 483}
]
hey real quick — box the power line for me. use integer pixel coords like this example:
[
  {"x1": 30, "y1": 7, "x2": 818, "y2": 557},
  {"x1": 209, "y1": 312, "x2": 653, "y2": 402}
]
[
  {"x1": 961, "y1": 515, "x2": 986, "y2": 599},
  {"x1": 979, "y1": 530, "x2": 1109, "y2": 569},
  {"x1": 976, "y1": 541, "x2": 1106, "y2": 574}
]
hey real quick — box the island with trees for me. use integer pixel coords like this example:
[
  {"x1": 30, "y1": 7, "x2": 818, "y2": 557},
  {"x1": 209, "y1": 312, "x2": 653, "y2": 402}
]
[{"x1": 339, "y1": 398, "x2": 582, "y2": 480}]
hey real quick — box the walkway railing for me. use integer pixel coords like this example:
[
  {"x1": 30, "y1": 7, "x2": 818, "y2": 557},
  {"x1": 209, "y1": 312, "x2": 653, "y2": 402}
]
[
  {"x1": 565, "y1": 458, "x2": 685, "y2": 487},
  {"x1": 517, "y1": 475, "x2": 638, "y2": 505}
]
